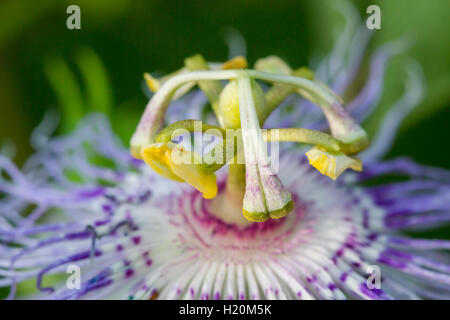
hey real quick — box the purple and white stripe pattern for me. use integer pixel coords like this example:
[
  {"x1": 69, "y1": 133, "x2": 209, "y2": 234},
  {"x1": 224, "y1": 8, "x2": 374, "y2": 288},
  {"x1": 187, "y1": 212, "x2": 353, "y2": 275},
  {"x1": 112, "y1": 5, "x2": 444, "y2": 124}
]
[{"x1": 1, "y1": 12, "x2": 450, "y2": 300}]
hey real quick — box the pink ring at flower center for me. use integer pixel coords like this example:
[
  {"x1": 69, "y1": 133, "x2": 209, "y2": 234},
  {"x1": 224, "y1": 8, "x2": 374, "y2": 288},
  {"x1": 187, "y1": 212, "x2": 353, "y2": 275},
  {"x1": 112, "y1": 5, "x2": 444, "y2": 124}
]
[{"x1": 173, "y1": 180, "x2": 309, "y2": 252}]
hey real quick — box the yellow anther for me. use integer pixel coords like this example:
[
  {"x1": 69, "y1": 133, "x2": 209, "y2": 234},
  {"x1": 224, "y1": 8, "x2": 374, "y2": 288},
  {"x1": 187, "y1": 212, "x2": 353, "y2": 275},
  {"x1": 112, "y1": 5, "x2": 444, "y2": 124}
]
[
  {"x1": 221, "y1": 56, "x2": 248, "y2": 70},
  {"x1": 140, "y1": 143, "x2": 217, "y2": 199},
  {"x1": 306, "y1": 146, "x2": 362, "y2": 180},
  {"x1": 143, "y1": 72, "x2": 161, "y2": 92}
]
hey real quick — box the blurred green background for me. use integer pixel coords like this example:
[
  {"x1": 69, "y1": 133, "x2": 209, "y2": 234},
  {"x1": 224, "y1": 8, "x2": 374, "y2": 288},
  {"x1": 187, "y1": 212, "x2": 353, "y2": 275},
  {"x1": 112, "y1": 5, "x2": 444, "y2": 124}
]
[{"x1": 0, "y1": 0, "x2": 449, "y2": 170}]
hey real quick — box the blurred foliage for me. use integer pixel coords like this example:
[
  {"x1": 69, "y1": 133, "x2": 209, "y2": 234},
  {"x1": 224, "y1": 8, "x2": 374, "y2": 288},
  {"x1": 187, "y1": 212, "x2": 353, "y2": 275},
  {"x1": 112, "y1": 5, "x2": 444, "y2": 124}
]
[
  {"x1": 312, "y1": 0, "x2": 450, "y2": 168},
  {"x1": 43, "y1": 48, "x2": 112, "y2": 131}
]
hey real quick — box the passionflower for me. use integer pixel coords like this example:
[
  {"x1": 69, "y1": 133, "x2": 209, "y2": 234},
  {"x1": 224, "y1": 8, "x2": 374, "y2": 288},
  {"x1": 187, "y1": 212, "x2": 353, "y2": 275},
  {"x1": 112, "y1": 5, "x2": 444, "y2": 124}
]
[{"x1": 1, "y1": 7, "x2": 450, "y2": 301}]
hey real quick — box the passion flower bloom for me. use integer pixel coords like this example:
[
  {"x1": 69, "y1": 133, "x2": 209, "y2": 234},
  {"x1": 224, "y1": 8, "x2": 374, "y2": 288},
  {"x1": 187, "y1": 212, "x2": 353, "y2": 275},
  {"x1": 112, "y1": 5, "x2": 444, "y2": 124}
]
[{"x1": 1, "y1": 17, "x2": 450, "y2": 301}]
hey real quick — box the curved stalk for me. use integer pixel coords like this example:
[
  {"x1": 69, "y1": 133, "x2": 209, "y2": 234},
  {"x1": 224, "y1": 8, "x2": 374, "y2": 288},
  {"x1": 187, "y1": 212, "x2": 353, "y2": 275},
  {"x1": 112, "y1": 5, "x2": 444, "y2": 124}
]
[
  {"x1": 130, "y1": 70, "x2": 240, "y2": 158},
  {"x1": 263, "y1": 128, "x2": 341, "y2": 152}
]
